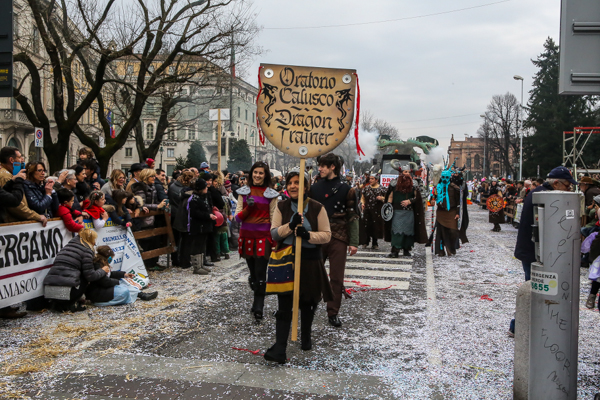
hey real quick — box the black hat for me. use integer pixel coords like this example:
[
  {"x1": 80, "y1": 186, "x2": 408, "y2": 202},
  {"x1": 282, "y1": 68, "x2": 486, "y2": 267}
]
[
  {"x1": 194, "y1": 178, "x2": 207, "y2": 191},
  {"x1": 129, "y1": 163, "x2": 144, "y2": 174}
]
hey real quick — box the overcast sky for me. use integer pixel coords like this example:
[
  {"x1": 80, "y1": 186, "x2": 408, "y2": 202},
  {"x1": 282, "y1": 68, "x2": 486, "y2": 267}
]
[{"x1": 244, "y1": 0, "x2": 560, "y2": 153}]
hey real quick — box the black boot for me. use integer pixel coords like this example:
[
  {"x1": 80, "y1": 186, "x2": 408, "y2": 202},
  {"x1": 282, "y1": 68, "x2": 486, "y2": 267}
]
[
  {"x1": 300, "y1": 304, "x2": 316, "y2": 351},
  {"x1": 251, "y1": 281, "x2": 266, "y2": 320},
  {"x1": 403, "y1": 249, "x2": 411, "y2": 257},
  {"x1": 264, "y1": 311, "x2": 292, "y2": 364}
]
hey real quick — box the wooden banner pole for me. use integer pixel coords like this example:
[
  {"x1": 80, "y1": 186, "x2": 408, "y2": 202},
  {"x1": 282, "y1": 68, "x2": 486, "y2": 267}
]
[{"x1": 291, "y1": 157, "x2": 306, "y2": 341}]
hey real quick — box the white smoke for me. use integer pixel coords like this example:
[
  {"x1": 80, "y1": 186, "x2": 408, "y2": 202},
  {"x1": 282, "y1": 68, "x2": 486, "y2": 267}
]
[
  {"x1": 357, "y1": 127, "x2": 380, "y2": 161},
  {"x1": 426, "y1": 147, "x2": 447, "y2": 166}
]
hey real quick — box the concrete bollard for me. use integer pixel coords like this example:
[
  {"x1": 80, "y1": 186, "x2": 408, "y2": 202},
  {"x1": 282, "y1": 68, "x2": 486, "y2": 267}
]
[{"x1": 514, "y1": 281, "x2": 532, "y2": 400}]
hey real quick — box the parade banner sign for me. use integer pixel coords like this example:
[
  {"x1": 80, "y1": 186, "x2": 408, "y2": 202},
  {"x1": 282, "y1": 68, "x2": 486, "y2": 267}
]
[
  {"x1": 256, "y1": 64, "x2": 357, "y2": 158},
  {"x1": 380, "y1": 174, "x2": 397, "y2": 188},
  {"x1": 257, "y1": 63, "x2": 359, "y2": 342},
  {"x1": 83, "y1": 219, "x2": 149, "y2": 289},
  {"x1": 0, "y1": 219, "x2": 149, "y2": 308},
  {"x1": 0, "y1": 220, "x2": 73, "y2": 308}
]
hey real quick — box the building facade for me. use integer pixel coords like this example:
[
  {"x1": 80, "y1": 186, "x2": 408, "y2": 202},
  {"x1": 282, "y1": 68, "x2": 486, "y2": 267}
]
[
  {"x1": 447, "y1": 134, "x2": 486, "y2": 180},
  {"x1": 110, "y1": 73, "x2": 285, "y2": 177}
]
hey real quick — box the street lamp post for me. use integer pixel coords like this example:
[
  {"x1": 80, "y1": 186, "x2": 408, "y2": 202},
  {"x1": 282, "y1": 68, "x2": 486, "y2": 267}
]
[
  {"x1": 480, "y1": 114, "x2": 487, "y2": 178},
  {"x1": 514, "y1": 75, "x2": 524, "y2": 180}
]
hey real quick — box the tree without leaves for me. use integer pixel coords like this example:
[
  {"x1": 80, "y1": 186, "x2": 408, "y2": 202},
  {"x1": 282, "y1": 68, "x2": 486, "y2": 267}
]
[
  {"x1": 13, "y1": 0, "x2": 135, "y2": 173},
  {"x1": 72, "y1": 0, "x2": 260, "y2": 176},
  {"x1": 523, "y1": 37, "x2": 597, "y2": 177},
  {"x1": 478, "y1": 93, "x2": 520, "y2": 177}
]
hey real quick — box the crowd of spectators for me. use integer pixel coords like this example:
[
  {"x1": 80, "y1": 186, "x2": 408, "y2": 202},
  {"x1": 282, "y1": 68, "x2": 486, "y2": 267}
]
[{"x1": 0, "y1": 146, "x2": 250, "y2": 317}]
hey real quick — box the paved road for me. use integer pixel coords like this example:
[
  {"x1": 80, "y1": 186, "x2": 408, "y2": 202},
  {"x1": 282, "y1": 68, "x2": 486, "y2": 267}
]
[{"x1": 4, "y1": 205, "x2": 600, "y2": 399}]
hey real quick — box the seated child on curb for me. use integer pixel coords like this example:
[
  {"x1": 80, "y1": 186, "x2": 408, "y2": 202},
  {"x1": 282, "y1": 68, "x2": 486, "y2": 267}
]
[
  {"x1": 86, "y1": 246, "x2": 158, "y2": 306},
  {"x1": 56, "y1": 188, "x2": 84, "y2": 233},
  {"x1": 81, "y1": 190, "x2": 110, "y2": 230}
]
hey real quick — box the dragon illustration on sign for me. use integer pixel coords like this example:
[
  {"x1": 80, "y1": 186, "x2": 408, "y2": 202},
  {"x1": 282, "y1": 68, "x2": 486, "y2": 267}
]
[{"x1": 334, "y1": 89, "x2": 353, "y2": 132}]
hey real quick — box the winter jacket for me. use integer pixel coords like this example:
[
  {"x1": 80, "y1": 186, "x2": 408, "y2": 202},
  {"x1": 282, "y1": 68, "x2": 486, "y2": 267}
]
[
  {"x1": 514, "y1": 182, "x2": 552, "y2": 263},
  {"x1": 187, "y1": 191, "x2": 214, "y2": 235},
  {"x1": 100, "y1": 180, "x2": 124, "y2": 198},
  {"x1": 0, "y1": 178, "x2": 24, "y2": 224},
  {"x1": 56, "y1": 204, "x2": 84, "y2": 232},
  {"x1": 208, "y1": 186, "x2": 225, "y2": 209},
  {"x1": 168, "y1": 180, "x2": 186, "y2": 222},
  {"x1": 85, "y1": 264, "x2": 127, "y2": 303},
  {"x1": 0, "y1": 168, "x2": 41, "y2": 223},
  {"x1": 43, "y1": 236, "x2": 106, "y2": 287},
  {"x1": 154, "y1": 180, "x2": 168, "y2": 202},
  {"x1": 132, "y1": 181, "x2": 160, "y2": 228},
  {"x1": 173, "y1": 187, "x2": 193, "y2": 233},
  {"x1": 75, "y1": 181, "x2": 91, "y2": 204},
  {"x1": 107, "y1": 204, "x2": 132, "y2": 227},
  {"x1": 22, "y1": 179, "x2": 59, "y2": 217}
]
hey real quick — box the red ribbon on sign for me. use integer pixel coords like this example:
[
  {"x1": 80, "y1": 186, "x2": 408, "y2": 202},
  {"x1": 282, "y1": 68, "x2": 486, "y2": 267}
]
[
  {"x1": 353, "y1": 72, "x2": 365, "y2": 157},
  {"x1": 256, "y1": 66, "x2": 266, "y2": 146}
]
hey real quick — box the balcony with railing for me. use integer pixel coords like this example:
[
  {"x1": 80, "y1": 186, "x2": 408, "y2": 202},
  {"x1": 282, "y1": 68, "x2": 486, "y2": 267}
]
[{"x1": 0, "y1": 109, "x2": 33, "y2": 128}]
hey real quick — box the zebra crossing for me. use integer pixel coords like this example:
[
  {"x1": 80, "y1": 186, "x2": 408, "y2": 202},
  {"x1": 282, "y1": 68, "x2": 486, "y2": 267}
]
[
  {"x1": 232, "y1": 249, "x2": 415, "y2": 291},
  {"x1": 329, "y1": 250, "x2": 413, "y2": 290}
]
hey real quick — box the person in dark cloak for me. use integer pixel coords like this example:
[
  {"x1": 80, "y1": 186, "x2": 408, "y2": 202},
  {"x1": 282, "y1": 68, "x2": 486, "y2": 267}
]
[
  {"x1": 451, "y1": 169, "x2": 469, "y2": 248},
  {"x1": 383, "y1": 165, "x2": 427, "y2": 257}
]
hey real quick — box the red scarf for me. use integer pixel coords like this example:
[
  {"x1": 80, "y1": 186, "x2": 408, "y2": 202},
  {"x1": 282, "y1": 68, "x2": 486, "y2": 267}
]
[{"x1": 82, "y1": 199, "x2": 104, "y2": 219}]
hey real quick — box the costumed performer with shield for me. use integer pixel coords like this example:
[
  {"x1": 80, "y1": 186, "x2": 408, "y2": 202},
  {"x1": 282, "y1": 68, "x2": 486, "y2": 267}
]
[
  {"x1": 486, "y1": 178, "x2": 504, "y2": 232},
  {"x1": 384, "y1": 164, "x2": 427, "y2": 258}
]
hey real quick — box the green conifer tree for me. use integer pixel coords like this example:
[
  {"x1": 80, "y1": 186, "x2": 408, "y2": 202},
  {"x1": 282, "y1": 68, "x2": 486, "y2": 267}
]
[
  {"x1": 228, "y1": 139, "x2": 252, "y2": 172},
  {"x1": 524, "y1": 37, "x2": 597, "y2": 177}
]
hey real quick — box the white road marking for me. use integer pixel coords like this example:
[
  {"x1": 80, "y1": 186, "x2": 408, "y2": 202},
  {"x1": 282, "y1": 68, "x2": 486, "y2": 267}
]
[
  {"x1": 329, "y1": 262, "x2": 412, "y2": 270},
  {"x1": 426, "y1": 239, "x2": 442, "y2": 366},
  {"x1": 342, "y1": 269, "x2": 411, "y2": 279},
  {"x1": 345, "y1": 256, "x2": 413, "y2": 262}
]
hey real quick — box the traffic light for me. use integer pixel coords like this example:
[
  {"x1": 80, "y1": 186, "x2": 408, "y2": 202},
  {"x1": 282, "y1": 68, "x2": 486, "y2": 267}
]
[{"x1": 0, "y1": 0, "x2": 13, "y2": 98}]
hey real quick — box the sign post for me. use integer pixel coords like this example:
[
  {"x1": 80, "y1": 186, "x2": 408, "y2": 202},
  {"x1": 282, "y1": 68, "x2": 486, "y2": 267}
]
[
  {"x1": 256, "y1": 63, "x2": 358, "y2": 341},
  {"x1": 209, "y1": 108, "x2": 230, "y2": 170}
]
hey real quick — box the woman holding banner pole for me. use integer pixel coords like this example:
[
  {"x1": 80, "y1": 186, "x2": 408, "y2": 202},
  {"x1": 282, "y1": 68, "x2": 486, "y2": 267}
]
[
  {"x1": 264, "y1": 169, "x2": 332, "y2": 364},
  {"x1": 235, "y1": 161, "x2": 279, "y2": 321}
]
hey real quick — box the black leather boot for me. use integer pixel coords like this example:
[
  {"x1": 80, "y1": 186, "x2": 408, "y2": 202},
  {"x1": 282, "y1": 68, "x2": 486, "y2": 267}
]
[
  {"x1": 251, "y1": 281, "x2": 266, "y2": 320},
  {"x1": 300, "y1": 304, "x2": 316, "y2": 351},
  {"x1": 264, "y1": 311, "x2": 291, "y2": 364}
]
